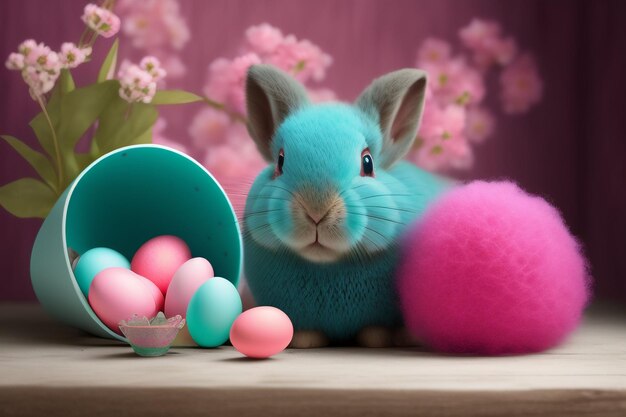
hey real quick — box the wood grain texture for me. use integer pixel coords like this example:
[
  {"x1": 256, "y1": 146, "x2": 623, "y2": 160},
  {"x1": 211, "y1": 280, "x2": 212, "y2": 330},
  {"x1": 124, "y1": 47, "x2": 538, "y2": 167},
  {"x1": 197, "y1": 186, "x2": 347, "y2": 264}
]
[
  {"x1": 1, "y1": 304, "x2": 625, "y2": 416},
  {"x1": 1, "y1": 387, "x2": 625, "y2": 417}
]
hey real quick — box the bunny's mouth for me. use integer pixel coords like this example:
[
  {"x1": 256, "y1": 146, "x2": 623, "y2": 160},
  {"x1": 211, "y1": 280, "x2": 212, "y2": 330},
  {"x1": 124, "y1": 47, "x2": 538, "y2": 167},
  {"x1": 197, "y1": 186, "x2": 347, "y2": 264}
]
[{"x1": 299, "y1": 240, "x2": 342, "y2": 263}]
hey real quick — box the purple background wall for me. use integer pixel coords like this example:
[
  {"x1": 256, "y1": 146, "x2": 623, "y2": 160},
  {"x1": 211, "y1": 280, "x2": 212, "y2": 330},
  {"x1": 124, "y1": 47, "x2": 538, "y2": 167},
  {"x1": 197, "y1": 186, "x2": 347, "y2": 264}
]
[{"x1": 1, "y1": 0, "x2": 624, "y2": 302}]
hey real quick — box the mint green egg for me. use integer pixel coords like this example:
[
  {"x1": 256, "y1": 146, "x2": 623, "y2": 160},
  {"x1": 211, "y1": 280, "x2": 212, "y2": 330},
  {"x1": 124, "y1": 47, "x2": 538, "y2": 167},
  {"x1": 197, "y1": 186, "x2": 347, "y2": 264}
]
[
  {"x1": 74, "y1": 247, "x2": 130, "y2": 297},
  {"x1": 187, "y1": 277, "x2": 242, "y2": 348}
]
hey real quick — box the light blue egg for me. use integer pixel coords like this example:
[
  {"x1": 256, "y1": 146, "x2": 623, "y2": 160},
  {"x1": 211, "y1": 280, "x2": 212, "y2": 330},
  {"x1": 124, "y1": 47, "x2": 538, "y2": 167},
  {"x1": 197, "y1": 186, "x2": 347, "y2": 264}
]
[
  {"x1": 73, "y1": 247, "x2": 130, "y2": 297},
  {"x1": 187, "y1": 277, "x2": 242, "y2": 348}
]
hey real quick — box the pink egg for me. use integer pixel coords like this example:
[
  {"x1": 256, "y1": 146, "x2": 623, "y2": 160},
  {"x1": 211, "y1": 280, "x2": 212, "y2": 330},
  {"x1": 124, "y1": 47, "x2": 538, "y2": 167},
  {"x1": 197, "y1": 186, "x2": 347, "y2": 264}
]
[
  {"x1": 230, "y1": 306, "x2": 293, "y2": 358},
  {"x1": 135, "y1": 274, "x2": 165, "y2": 312},
  {"x1": 88, "y1": 267, "x2": 159, "y2": 334},
  {"x1": 164, "y1": 258, "x2": 214, "y2": 318},
  {"x1": 131, "y1": 235, "x2": 191, "y2": 294}
]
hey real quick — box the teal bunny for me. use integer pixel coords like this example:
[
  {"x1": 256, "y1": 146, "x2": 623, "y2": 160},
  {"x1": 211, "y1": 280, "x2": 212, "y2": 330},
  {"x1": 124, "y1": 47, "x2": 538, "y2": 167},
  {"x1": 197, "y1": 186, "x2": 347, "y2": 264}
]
[{"x1": 243, "y1": 65, "x2": 447, "y2": 347}]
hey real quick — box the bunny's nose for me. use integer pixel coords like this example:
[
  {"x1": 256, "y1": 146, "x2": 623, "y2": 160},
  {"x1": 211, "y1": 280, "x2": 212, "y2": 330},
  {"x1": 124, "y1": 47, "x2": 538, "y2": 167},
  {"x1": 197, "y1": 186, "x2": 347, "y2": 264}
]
[{"x1": 305, "y1": 209, "x2": 329, "y2": 225}]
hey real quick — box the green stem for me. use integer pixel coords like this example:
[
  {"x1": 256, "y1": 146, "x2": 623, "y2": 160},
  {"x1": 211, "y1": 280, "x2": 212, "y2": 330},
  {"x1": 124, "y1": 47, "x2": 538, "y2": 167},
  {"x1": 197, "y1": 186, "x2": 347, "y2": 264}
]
[
  {"x1": 36, "y1": 95, "x2": 63, "y2": 193},
  {"x1": 203, "y1": 98, "x2": 248, "y2": 124}
]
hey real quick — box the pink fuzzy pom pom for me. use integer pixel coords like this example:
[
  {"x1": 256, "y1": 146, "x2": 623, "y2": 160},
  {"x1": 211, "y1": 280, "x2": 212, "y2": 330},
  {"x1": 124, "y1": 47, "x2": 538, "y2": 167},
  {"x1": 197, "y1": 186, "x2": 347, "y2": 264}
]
[{"x1": 397, "y1": 181, "x2": 590, "y2": 355}]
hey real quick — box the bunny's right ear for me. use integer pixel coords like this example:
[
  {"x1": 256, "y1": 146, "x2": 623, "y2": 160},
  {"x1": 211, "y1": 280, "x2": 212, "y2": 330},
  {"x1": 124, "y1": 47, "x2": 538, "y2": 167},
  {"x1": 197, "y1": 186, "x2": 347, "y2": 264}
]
[{"x1": 245, "y1": 65, "x2": 310, "y2": 162}]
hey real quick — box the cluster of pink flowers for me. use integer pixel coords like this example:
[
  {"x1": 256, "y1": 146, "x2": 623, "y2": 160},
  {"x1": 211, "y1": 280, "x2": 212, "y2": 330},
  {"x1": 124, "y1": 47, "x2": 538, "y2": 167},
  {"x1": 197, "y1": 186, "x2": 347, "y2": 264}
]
[
  {"x1": 181, "y1": 23, "x2": 334, "y2": 189},
  {"x1": 202, "y1": 24, "x2": 333, "y2": 115},
  {"x1": 407, "y1": 18, "x2": 543, "y2": 171},
  {"x1": 82, "y1": 3, "x2": 121, "y2": 39},
  {"x1": 117, "y1": 0, "x2": 190, "y2": 79},
  {"x1": 5, "y1": 40, "x2": 92, "y2": 98},
  {"x1": 117, "y1": 56, "x2": 166, "y2": 103}
]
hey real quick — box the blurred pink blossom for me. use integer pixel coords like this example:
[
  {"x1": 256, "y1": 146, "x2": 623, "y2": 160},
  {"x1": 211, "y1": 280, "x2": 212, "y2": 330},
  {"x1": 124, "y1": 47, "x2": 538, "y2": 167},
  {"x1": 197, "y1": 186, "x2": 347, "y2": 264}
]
[
  {"x1": 410, "y1": 104, "x2": 471, "y2": 171},
  {"x1": 419, "y1": 57, "x2": 485, "y2": 106},
  {"x1": 188, "y1": 107, "x2": 232, "y2": 148},
  {"x1": 417, "y1": 38, "x2": 452, "y2": 65},
  {"x1": 203, "y1": 139, "x2": 265, "y2": 183},
  {"x1": 245, "y1": 24, "x2": 285, "y2": 56},
  {"x1": 459, "y1": 18, "x2": 502, "y2": 50},
  {"x1": 465, "y1": 106, "x2": 496, "y2": 143},
  {"x1": 500, "y1": 54, "x2": 543, "y2": 114},
  {"x1": 459, "y1": 19, "x2": 518, "y2": 69},
  {"x1": 118, "y1": 0, "x2": 190, "y2": 50},
  {"x1": 203, "y1": 53, "x2": 262, "y2": 114},
  {"x1": 117, "y1": 0, "x2": 190, "y2": 80},
  {"x1": 82, "y1": 4, "x2": 120, "y2": 38},
  {"x1": 267, "y1": 35, "x2": 333, "y2": 82}
]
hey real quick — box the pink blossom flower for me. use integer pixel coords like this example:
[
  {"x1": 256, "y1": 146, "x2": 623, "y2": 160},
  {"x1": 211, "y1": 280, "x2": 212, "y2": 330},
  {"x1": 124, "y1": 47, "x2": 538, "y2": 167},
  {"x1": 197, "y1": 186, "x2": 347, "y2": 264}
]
[
  {"x1": 5, "y1": 53, "x2": 25, "y2": 70},
  {"x1": 421, "y1": 57, "x2": 485, "y2": 106},
  {"x1": 203, "y1": 140, "x2": 266, "y2": 183},
  {"x1": 500, "y1": 54, "x2": 543, "y2": 114},
  {"x1": 59, "y1": 42, "x2": 91, "y2": 69},
  {"x1": 188, "y1": 107, "x2": 232, "y2": 148},
  {"x1": 465, "y1": 106, "x2": 495, "y2": 143},
  {"x1": 267, "y1": 35, "x2": 333, "y2": 83},
  {"x1": 82, "y1": 4, "x2": 120, "y2": 38},
  {"x1": 459, "y1": 19, "x2": 501, "y2": 50},
  {"x1": 459, "y1": 19, "x2": 518, "y2": 69},
  {"x1": 410, "y1": 104, "x2": 472, "y2": 171},
  {"x1": 245, "y1": 24, "x2": 285, "y2": 56},
  {"x1": 417, "y1": 38, "x2": 452, "y2": 65},
  {"x1": 140, "y1": 56, "x2": 167, "y2": 82},
  {"x1": 119, "y1": 0, "x2": 190, "y2": 51},
  {"x1": 7, "y1": 40, "x2": 62, "y2": 97},
  {"x1": 118, "y1": 61, "x2": 157, "y2": 103},
  {"x1": 203, "y1": 53, "x2": 262, "y2": 114}
]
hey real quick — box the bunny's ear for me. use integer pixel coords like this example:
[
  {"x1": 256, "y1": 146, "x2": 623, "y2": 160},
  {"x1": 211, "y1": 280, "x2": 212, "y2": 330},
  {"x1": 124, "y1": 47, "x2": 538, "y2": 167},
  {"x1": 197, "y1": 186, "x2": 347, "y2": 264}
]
[
  {"x1": 356, "y1": 69, "x2": 428, "y2": 168},
  {"x1": 245, "y1": 64, "x2": 310, "y2": 161}
]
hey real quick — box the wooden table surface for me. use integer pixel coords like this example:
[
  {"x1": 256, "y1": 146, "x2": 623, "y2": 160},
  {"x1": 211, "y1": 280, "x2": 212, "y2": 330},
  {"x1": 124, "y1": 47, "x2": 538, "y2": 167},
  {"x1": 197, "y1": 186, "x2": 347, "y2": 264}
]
[{"x1": 1, "y1": 303, "x2": 625, "y2": 417}]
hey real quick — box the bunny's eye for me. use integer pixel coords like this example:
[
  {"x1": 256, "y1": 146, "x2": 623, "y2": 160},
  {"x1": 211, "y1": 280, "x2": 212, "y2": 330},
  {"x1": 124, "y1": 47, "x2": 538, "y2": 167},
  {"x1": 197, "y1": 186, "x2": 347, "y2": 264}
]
[
  {"x1": 361, "y1": 148, "x2": 374, "y2": 177},
  {"x1": 273, "y1": 149, "x2": 285, "y2": 178}
]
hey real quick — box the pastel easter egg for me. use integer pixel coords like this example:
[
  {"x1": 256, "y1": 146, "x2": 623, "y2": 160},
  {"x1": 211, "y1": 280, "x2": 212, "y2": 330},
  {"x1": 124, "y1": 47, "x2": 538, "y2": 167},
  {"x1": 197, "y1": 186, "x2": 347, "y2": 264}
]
[
  {"x1": 88, "y1": 267, "x2": 159, "y2": 334},
  {"x1": 187, "y1": 277, "x2": 242, "y2": 347},
  {"x1": 165, "y1": 257, "x2": 214, "y2": 318},
  {"x1": 73, "y1": 247, "x2": 130, "y2": 297},
  {"x1": 230, "y1": 307, "x2": 293, "y2": 358},
  {"x1": 135, "y1": 274, "x2": 165, "y2": 312},
  {"x1": 131, "y1": 235, "x2": 191, "y2": 294}
]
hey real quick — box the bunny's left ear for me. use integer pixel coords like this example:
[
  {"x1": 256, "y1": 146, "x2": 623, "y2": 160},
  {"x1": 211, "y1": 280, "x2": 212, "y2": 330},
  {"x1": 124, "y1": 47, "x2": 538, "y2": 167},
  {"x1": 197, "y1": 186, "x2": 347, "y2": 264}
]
[
  {"x1": 356, "y1": 69, "x2": 428, "y2": 168},
  {"x1": 246, "y1": 65, "x2": 310, "y2": 162}
]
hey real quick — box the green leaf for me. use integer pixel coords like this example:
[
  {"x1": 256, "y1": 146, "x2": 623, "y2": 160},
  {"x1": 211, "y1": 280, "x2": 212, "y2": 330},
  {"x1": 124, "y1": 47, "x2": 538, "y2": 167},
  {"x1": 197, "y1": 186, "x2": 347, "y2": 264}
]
[
  {"x1": 0, "y1": 135, "x2": 56, "y2": 190},
  {"x1": 0, "y1": 178, "x2": 56, "y2": 218},
  {"x1": 59, "y1": 69, "x2": 75, "y2": 94},
  {"x1": 30, "y1": 81, "x2": 119, "y2": 188},
  {"x1": 151, "y1": 90, "x2": 204, "y2": 105},
  {"x1": 93, "y1": 100, "x2": 158, "y2": 155},
  {"x1": 98, "y1": 38, "x2": 119, "y2": 82}
]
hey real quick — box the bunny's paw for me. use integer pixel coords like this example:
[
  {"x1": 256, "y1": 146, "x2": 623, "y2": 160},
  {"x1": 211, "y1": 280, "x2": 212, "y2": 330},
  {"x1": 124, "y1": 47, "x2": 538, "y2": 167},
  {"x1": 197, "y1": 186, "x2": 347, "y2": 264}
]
[
  {"x1": 289, "y1": 330, "x2": 330, "y2": 349},
  {"x1": 356, "y1": 326, "x2": 395, "y2": 348}
]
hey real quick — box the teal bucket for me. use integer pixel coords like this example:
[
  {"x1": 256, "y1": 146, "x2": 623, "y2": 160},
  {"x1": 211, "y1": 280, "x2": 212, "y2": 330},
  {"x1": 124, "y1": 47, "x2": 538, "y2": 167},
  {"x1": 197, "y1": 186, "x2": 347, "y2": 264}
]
[{"x1": 30, "y1": 145, "x2": 242, "y2": 341}]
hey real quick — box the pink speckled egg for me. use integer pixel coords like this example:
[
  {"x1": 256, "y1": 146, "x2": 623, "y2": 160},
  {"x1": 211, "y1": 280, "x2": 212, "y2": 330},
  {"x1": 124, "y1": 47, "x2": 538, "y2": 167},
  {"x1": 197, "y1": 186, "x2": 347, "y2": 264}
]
[
  {"x1": 230, "y1": 306, "x2": 293, "y2": 358},
  {"x1": 165, "y1": 257, "x2": 214, "y2": 318},
  {"x1": 88, "y1": 267, "x2": 159, "y2": 334},
  {"x1": 131, "y1": 235, "x2": 191, "y2": 294}
]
